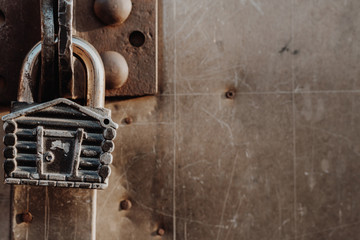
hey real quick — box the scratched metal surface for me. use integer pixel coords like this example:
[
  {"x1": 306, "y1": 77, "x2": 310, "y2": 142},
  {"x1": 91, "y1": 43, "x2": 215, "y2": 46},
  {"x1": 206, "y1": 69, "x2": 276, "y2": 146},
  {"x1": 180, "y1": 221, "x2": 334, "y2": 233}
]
[
  {"x1": 1, "y1": 0, "x2": 360, "y2": 239},
  {"x1": 96, "y1": 0, "x2": 360, "y2": 239}
]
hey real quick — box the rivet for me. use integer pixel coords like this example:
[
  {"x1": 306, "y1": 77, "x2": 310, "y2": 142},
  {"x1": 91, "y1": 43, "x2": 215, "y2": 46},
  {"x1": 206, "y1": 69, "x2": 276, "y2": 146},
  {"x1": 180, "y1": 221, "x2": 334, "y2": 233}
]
[
  {"x1": 124, "y1": 117, "x2": 132, "y2": 125},
  {"x1": 3, "y1": 120, "x2": 17, "y2": 133},
  {"x1": 101, "y1": 140, "x2": 114, "y2": 153},
  {"x1": 4, "y1": 159, "x2": 16, "y2": 175},
  {"x1": 21, "y1": 212, "x2": 33, "y2": 223},
  {"x1": 99, "y1": 165, "x2": 111, "y2": 179},
  {"x1": 103, "y1": 128, "x2": 116, "y2": 140},
  {"x1": 100, "y1": 153, "x2": 113, "y2": 165},
  {"x1": 101, "y1": 51, "x2": 129, "y2": 89},
  {"x1": 119, "y1": 199, "x2": 132, "y2": 210},
  {"x1": 225, "y1": 89, "x2": 236, "y2": 99},
  {"x1": 4, "y1": 146, "x2": 16, "y2": 158},
  {"x1": 94, "y1": 0, "x2": 132, "y2": 25},
  {"x1": 3, "y1": 133, "x2": 16, "y2": 146},
  {"x1": 157, "y1": 228, "x2": 165, "y2": 236}
]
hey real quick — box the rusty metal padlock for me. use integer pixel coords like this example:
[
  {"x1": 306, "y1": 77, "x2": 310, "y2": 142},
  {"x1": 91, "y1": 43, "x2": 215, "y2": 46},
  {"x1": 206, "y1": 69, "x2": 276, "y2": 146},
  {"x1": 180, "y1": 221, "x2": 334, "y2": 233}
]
[{"x1": 2, "y1": 37, "x2": 118, "y2": 189}]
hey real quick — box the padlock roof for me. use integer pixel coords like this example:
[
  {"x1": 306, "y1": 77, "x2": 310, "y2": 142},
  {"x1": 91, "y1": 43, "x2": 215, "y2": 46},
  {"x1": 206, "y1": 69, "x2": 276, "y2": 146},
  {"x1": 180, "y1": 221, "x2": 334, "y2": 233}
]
[{"x1": 2, "y1": 98, "x2": 118, "y2": 129}]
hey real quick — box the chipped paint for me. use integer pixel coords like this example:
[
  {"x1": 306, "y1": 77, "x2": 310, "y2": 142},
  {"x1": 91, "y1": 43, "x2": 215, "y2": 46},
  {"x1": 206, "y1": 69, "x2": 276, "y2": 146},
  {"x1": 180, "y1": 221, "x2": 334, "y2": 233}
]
[{"x1": 50, "y1": 140, "x2": 70, "y2": 153}]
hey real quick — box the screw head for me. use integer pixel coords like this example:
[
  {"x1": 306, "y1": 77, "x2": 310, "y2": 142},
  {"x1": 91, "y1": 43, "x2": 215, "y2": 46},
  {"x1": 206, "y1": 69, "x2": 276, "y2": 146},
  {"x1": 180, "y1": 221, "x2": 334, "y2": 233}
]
[
  {"x1": 119, "y1": 199, "x2": 132, "y2": 210},
  {"x1": 124, "y1": 117, "x2": 132, "y2": 124},
  {"x1": 157, "y1": 228, "x2": 165, "y2": 236},
  {"x1": 22, "y1": 212, "x2": 33, "y2": 223},
  {"x1": 225, "y1": 89, "x2": 236, "y2": 99}
]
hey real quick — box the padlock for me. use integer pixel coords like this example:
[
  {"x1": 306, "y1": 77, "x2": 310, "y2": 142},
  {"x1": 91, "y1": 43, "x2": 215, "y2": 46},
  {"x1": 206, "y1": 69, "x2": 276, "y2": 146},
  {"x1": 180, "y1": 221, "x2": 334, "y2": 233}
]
[{"x1": 2, "y1": 37, "x2": 118, "y2": 189}]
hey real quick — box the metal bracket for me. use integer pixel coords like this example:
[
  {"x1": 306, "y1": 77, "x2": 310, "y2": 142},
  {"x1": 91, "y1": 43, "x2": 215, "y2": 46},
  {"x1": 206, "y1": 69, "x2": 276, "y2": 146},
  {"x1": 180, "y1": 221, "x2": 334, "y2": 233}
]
[{"x1": 0, "y1": 0, "x2": 158, "y2": 104}]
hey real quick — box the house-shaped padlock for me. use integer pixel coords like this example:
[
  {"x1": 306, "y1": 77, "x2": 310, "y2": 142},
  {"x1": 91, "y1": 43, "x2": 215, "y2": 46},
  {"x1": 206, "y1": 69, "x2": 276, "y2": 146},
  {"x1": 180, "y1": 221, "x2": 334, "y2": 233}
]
[{"x1": 2, "y1": 98, "x2": 118, "y2": 189}]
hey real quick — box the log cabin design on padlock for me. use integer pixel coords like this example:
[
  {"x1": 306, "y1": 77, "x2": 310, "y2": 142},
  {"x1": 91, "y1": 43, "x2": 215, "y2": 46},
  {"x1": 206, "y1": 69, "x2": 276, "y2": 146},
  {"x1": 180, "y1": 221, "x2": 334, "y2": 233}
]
[{"x1": 2, "y1": 98, "x2": 118, "y2": 189}]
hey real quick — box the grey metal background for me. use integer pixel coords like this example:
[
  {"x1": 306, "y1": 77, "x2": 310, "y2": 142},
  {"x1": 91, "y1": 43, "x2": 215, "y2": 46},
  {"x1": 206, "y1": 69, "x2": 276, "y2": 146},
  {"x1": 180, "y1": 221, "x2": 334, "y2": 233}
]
[{"x1": 2, "y1": 0, "x2": 360, "y2": 239}]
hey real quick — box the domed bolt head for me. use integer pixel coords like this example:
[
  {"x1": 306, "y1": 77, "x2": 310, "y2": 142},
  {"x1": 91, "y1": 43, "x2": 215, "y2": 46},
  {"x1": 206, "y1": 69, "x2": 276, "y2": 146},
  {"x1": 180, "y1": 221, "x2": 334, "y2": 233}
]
[
  {"x1": 101, "y1": 51, "x2": 129, "y2": 89},
  {"x1": 119, "y1": 199, "x2": 132, "y2": 210},
  {"x1": 21, "y1": 212, "x2": 33, "y2": 223},
  {"x1": 157, "y1": 228, "x2": 165, "y2": 236},
  {"x1": 94, "y1": 0, "x2": 132, "y2": 25}
]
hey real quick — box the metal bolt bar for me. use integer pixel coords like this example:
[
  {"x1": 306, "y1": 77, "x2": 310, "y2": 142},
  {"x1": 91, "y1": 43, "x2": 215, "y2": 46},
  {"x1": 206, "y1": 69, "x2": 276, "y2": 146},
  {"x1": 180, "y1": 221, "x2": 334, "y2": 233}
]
[
  {"x1": 58, "y1": 0, "x2": 74, "y2": 98},
  {"x1": 39, "y1": 0, "x2": 58, "y2": 101}
]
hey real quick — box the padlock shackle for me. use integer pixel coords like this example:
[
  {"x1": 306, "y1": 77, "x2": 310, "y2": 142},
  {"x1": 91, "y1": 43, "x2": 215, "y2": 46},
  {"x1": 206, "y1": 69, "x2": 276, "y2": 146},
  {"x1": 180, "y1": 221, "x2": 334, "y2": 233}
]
[
  {"x1": 18, "y1": 37, "x2": 105, "y2": 108},
  {"x1": 73, "y1": 37, "x2": 105, "y2": 108}
]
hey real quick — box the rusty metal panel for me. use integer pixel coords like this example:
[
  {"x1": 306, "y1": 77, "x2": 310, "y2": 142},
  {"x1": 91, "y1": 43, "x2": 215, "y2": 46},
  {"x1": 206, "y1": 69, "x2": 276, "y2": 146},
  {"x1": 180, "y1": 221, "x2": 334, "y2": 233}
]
[
  {"x1": 11, "y1": 186, "x2": 96, "y2": 240},
  {"x1": 95, "y1": 0, "x2": 360, "y2": 239},
  {"x1": 75, "y1": 0, "x2": 158, "y2": 97},
  {"x1": 0, "y1": 0, "x2": 157, "y2": 104},
  {"x1": 96, "y1": 97, "x2": 174, "y2": 239}
]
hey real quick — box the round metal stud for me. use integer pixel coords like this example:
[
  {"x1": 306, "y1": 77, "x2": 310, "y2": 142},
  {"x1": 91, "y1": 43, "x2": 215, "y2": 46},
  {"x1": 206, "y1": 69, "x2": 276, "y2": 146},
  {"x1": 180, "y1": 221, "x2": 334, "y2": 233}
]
[
  {"x1": 4, "y1": 159, "x2": 16, "y2": 175},
  {"x1": 102, "y1": 140, "x2": 114, "y2": 152},
  {"x1": 157, "y1": 228, "x2": 165, "y2": 236},
  {"x1": 3, "y1": 133, "x2": 16, "y2": 146},
  {"x1": 94, "y1": 0, "x2": 132, "y2": 25},
  {"x1": 101, "y1": 51, "x2": 129, "y2": 89},
  {"x1": 99, "y1": 165, "x2": 111, "y2": 179},
  {"x1": 124, "y1": 117, "x2": 132, "y2": 124},
  {"x1": 119, "y1": 199, "x2": 132, "y2": 210},
  {"x1": 104, "y1": 127, "x2": 116, "y2": 140},
  {"x1": 4, "y1": 146, "x2": 16, "y2": 159},
  {"x1": 225, "y1": 89, "x2": 236, "y2": 99},
  {"x1": 100, "y1": 153, "x2": 113, "y2": 165},
  {"x1": 3, "y1": 120, "x2": 17, "y2": 133}
]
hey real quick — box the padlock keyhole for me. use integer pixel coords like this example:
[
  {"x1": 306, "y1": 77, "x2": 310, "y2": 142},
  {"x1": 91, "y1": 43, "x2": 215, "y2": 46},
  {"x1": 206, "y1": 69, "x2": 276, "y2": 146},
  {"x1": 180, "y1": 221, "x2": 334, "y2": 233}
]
[{"x1": 44, "y1": 152, "x2": 55, "y2": 162}]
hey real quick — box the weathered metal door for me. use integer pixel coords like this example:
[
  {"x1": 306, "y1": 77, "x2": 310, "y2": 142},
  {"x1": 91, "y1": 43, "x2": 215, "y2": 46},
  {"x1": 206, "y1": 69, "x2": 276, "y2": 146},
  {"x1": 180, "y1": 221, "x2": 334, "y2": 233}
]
[{"x1": 1, "y1": 0, "x2": 360, "y2": 239}]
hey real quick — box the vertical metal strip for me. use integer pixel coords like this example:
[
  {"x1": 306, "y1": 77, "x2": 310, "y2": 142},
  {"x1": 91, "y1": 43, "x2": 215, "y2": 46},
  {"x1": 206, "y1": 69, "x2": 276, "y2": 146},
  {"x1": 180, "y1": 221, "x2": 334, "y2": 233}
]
[
  {"x1": 92, "y1": 190, "x2": 97, "y2": 240},
  {"x1": 71, "y1": 128, "x2": 85, "y2": 177},
  {"x1": 36, "y1": 126, "x2": 44, "y2": 177},
  {"x1": 58, "y1": 0, "x2": 74, "y2": 98},
  {"x1": 39, "y1": 0, "x2": 57, "y2": 102}
]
